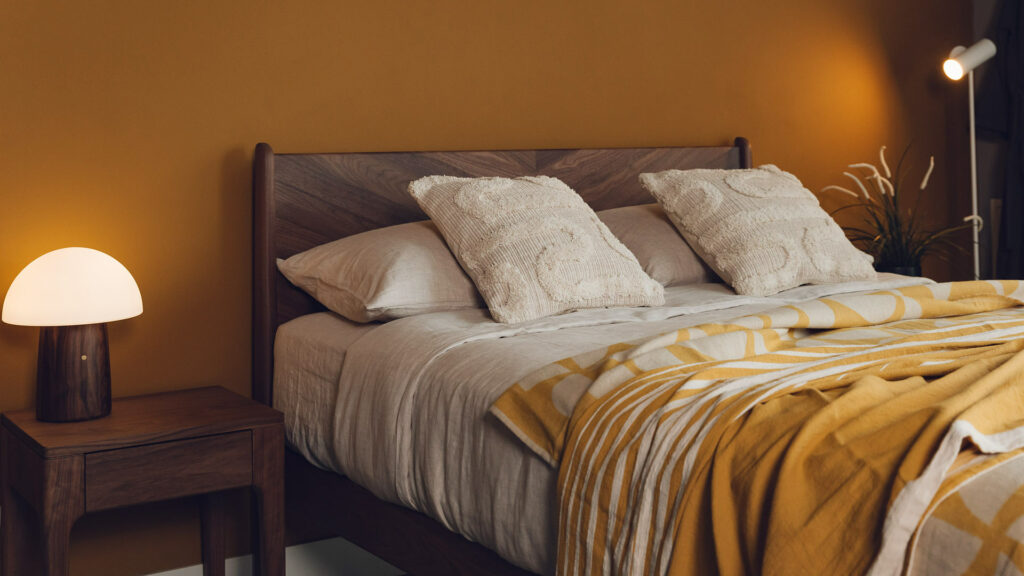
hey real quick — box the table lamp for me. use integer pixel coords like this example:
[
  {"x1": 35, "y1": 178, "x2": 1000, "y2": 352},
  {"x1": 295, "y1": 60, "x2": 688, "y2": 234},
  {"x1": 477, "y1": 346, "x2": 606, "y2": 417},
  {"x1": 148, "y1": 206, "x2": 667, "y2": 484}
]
[
  {"x1": 2, "y1": 247, "x2": 143, "y2": 421},
  {"x1": 944, "y1": 38, "x2": 997, "y2": 280}
]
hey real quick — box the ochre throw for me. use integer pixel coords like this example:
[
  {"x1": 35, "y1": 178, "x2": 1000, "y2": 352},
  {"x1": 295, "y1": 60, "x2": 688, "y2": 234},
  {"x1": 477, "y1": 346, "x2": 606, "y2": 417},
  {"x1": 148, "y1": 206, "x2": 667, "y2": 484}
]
[{"x1": 492, "y1": 281, "x2": 1024, "y2": 575}]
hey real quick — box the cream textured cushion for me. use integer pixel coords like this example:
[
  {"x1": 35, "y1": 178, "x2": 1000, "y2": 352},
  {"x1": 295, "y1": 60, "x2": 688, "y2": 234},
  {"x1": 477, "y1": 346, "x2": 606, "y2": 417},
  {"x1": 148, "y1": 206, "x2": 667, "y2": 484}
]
[
  {"x1": 409, "y1": 175, "x2": 664, "y2": 323},
  {"x1": 597, "y1": 204, "x2": 715, "y2": 286},
  {"x1": 277, "y1": 221, "x2": 483, "y2": 323},
  {"x1": 640, "y1": 165, "x2": 876, "y2": 296}
]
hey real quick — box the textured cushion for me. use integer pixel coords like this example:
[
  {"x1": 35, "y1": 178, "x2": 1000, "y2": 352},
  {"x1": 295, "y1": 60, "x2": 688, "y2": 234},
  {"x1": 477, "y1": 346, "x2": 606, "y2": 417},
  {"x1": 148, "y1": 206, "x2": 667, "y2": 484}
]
[
  {"x1": 409, "y1": 175, "x2": 664, "y2": 323},
  {"x1": 640, "y1": 165, "x2": 876, "y2": 296},
  {"x1": 277, "y1": 220, "x2": 483, "y2": 323},
  {"x1": 597, "y1": 204, "x2": 715, "y2": 286}
]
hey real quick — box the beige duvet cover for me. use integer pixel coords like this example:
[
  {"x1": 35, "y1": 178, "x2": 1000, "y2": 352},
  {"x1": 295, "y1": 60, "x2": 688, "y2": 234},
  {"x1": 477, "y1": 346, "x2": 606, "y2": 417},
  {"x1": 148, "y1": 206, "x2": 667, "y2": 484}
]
[{"x1": 274, "y1": 276, "x2": 1022, "y2": 575}]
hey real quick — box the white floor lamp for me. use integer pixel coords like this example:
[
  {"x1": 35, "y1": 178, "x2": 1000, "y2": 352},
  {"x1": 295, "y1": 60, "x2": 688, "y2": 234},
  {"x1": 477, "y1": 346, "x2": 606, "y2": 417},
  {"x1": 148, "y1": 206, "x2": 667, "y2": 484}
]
[{"x1": 944, "y1": 39, "x2": 997, "y2": 281}]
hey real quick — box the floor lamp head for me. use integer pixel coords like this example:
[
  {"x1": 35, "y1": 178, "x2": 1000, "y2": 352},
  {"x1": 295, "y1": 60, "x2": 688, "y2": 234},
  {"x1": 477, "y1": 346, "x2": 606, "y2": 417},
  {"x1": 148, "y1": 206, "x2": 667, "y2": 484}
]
[{"x1": 944, "y1": 39, "x2": 997, "y2": 81}]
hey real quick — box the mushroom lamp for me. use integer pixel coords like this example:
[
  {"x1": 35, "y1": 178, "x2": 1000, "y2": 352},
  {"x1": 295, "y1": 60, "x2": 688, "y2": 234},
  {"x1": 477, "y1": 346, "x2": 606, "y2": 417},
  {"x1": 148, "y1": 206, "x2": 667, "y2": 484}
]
[{"x1": 2, "y1": 247, "x2": 142, "y2": 421}]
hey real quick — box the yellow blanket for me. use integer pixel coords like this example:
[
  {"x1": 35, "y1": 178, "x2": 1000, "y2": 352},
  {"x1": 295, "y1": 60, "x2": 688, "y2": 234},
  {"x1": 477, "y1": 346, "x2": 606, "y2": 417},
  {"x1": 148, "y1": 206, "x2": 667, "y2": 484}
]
[{"x1": 491, "y1": 281, "x2": 1024, "y2": 575}]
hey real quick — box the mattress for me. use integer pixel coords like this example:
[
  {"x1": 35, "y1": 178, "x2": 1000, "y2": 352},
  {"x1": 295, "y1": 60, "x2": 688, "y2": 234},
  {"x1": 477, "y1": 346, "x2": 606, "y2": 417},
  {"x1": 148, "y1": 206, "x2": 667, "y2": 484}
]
[{"x1": 274, "y1": 275, "x2": 1006, "y2": 575}]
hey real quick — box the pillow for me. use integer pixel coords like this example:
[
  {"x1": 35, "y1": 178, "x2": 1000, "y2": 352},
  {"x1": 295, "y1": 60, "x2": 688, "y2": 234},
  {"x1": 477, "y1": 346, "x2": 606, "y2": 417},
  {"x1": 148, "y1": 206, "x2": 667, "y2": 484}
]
[
  {"x1": 277, "y1": 220, "x2": 483, "y2": 323},
  {"x1": 597, "y1": 204, "x2": 714, "y2": 286},
  {"x1": 408, "y1": 175, "x2": 664, "y2": 323},
  {"x1": 639, "y1": 165, "x2": 876, "y2": 296}
]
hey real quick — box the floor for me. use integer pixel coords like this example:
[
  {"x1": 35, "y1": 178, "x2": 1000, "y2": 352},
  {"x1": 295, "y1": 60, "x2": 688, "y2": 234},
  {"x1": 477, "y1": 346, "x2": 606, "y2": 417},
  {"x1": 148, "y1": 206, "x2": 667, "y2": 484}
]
[{"x1": 151, "y1": 537, "x2": 403, "y2": 576}]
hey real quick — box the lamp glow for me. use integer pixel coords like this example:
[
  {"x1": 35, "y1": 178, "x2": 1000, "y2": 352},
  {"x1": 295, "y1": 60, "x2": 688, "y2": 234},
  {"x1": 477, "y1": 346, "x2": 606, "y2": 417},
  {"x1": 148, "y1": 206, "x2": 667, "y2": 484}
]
[
  {"x1": 943, "y1": 58, "x2": 964, "y2": 80},
  {"x1": 2, "y1": 247, "x2": 143, "y2": 422},
  {"x1": 2, "y1": 247, "x2": 142, "y2": 326},
  {"x1": 943, "y1": 40, "x2": 997, "y2": 81}
]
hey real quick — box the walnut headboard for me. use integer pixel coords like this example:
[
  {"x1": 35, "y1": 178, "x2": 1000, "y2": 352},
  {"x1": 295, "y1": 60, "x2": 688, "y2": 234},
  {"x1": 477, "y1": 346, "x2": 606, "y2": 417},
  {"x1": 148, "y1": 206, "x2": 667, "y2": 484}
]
[{"x1": 252, "y1": 138, "x2": 752, "y2": 405}]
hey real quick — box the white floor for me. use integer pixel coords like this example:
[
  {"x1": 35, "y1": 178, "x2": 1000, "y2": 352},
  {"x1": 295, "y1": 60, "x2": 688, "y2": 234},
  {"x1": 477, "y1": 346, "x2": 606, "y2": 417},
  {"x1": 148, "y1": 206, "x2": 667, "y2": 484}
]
[{"x1": 151, "y1": 537, "x2": 403, "y2": 576}]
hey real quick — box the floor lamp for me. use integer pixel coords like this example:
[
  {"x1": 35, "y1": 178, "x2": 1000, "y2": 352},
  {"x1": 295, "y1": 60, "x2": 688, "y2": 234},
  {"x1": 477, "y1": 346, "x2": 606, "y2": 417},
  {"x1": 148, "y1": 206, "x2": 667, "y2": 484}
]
[{"x1": 944, "y1": 39, "x2": 997, "y2": 281}]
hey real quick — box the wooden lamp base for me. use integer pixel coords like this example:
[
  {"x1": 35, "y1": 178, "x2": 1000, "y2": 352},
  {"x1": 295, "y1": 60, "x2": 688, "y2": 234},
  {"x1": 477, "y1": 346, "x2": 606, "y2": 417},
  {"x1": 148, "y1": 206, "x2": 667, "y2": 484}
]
[{"x1": 36, "y1": 323, "x2": 112, "y2": 422}]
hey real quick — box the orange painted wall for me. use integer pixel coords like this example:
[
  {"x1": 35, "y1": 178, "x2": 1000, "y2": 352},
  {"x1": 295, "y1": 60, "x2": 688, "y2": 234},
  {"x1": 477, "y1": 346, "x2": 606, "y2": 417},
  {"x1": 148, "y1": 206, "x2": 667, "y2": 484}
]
[{"x1": 0, "y1": 1, "x2": 970, "y2": 574}]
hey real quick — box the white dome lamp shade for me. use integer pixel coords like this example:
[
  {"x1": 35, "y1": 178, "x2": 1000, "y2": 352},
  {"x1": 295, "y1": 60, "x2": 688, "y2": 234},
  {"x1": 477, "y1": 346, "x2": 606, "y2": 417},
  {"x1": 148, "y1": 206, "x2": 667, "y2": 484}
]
[{"x1": 2, "y1": 247, "x2": 143, "y2": 422}]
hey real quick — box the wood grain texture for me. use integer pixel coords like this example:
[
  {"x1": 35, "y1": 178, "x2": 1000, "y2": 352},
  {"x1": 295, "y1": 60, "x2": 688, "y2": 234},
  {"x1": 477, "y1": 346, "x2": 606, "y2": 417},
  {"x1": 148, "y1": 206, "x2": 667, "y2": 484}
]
[
  {"x1": 251, "y1": 139, "x2": 753, "y2": 575},
  {"x1": 1, "y1": 423, "x2": 86, "y2": 576},
  {"x1": 85, "y1": 431, "x2": 252, "y2": 512},
  {"x1": 284, "y1": 450, "x2": 534, "y2": 576},
  {"x1": 251, "y1": 425, "x2": 284, "y2": 576},
  {"x1": 36, "y1": 323, "x2": 111, "y2": 422},
  {"x1": 252, "y1": 138, "x2": 752, "y2": 406},
  {"x1": 201, "y1": 493, "x2": 227, "y2": 576},
  {"x1": 2, "y1": 387, "x2": 285, "y2": 576},
  {"x1": 3, "y1": 424, "x2": 47, "y2": 514},
  {"x1": 2, "y1": 427, "x2": 39, "y2": 576},
  {"x1": 1, "y1": 485, "x2": 36, "y2": 576},
  {"x1": 253, "y1": 143, "x2": 277, "y2": 408},
  {"x1": 2, "y1": 386, "x2": 281, "y2": 458},
  {"x1": 39, "y1": 456, "x2": 85, "y2": 576}
]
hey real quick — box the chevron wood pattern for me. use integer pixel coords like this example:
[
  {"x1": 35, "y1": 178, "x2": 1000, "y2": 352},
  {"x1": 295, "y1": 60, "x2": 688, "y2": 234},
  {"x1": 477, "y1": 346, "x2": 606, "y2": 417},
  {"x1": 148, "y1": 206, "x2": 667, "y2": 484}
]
[{"x1": 255, "y1": 140, "x2": 750, "y2": 375}]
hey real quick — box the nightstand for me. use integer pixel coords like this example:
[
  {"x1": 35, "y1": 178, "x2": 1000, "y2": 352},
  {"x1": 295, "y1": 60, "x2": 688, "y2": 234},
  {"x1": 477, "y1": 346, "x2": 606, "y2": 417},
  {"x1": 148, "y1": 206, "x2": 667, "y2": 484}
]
[{"x1": 0, "y1": 386, "x2": 284, "y2": 576}]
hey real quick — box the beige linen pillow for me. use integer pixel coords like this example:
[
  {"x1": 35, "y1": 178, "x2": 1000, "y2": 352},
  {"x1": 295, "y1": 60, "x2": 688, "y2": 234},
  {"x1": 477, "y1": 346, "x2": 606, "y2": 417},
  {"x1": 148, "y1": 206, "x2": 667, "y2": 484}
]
[
  {"x1": 640, "y1": 165, "x2": 876, "y2": 296},
  {"x1": 597, "y1": 204, "x2": 715, "y2": 286},
  {"x1": 409, "y1": 175, "x2": 664, "y2": 323},
  {"x1": 277, "y1": 220, "x2": 483, "y2": 323}
]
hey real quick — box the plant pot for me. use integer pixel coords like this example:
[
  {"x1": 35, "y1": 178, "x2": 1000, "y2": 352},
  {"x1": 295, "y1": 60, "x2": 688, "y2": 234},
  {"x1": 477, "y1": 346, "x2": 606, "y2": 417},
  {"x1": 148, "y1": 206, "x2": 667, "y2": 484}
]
[{"x1": 876, "y1": 265, "x2": 922, "y2": 277}]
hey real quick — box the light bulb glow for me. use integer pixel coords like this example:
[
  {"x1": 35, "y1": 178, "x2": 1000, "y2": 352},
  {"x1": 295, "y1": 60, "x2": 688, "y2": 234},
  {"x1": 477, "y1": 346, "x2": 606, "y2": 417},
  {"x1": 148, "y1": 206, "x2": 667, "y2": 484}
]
[
  {"x1": 943, "y1": 39, "x2": 996, "y2": 81},
  {"x1": 943, "y1": 58, "x2": 964, "y2": 80},
  {"x1": 2, "y1": 247, "x2": 143, "y2": 326}
]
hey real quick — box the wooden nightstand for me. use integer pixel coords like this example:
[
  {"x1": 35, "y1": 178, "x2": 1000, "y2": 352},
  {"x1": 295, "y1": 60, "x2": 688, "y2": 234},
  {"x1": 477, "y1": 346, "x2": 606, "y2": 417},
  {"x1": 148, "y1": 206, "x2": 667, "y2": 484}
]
[{"x1": 0, "y1": 386, "x2": 284, "y2": 576}]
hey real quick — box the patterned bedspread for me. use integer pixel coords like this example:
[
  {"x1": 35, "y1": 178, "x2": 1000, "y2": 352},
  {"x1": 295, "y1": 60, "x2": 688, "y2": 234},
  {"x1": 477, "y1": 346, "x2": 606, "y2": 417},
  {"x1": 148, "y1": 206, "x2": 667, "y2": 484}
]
[
  {"x1": 914, "y1": 450, "x2": 1024, "y2": 575},
  {"x1": 492, "y1": 281, "x2": 1024, "y2": 575}
]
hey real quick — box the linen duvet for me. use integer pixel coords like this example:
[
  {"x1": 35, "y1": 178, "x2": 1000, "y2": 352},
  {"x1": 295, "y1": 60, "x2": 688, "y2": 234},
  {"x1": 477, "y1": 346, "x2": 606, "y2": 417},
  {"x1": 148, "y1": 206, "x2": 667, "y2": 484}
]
[{"x1": 276, "y1": 277, "x2": 1024, "y2": 575}]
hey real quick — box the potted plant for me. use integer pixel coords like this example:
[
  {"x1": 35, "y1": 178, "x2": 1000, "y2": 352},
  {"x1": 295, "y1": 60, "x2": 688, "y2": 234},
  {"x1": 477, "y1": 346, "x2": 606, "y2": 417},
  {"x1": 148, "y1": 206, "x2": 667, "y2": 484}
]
[{"x1": 821, "y1": 145, "x2": 980, "y2": 277}]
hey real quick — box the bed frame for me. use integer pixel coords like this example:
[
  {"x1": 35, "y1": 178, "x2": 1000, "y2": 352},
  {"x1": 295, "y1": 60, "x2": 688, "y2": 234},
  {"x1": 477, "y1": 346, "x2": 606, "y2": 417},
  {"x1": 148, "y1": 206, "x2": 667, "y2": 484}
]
[{"x1": 251, "y1": 138, "x2": 752, "y2": 575}]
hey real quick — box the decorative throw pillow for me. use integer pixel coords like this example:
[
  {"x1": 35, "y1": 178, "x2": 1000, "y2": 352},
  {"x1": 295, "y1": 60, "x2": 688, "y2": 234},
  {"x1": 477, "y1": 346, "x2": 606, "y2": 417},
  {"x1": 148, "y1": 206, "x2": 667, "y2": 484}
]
[
  {"x1": 277, "y1": 221, "x2": 483, "y2": 323},
  {"x1": 640, "y1": 165, "x2": 876, "y2": 296},
  {"x1": 597, "y1": 204, "x2": 715, "y2": 286},
  {"x1": 408, "y1": 175, "x2": 664, "y2": 323}
]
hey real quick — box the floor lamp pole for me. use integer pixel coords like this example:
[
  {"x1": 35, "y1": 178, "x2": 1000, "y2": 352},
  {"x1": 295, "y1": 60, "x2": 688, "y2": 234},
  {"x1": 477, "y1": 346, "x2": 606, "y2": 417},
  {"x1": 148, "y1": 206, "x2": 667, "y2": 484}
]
[
  {"x1": 968, "y1": 69, "x2": 981, "y2": 281},
  {"x1": 944, "y1": 38, "x2": 995, "y2": 281}
]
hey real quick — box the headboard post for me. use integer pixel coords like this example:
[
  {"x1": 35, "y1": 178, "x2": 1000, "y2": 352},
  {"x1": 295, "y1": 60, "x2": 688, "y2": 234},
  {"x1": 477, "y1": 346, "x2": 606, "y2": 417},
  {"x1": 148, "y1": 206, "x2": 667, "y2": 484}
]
[
  {"x1": 253, "y1": 142, "x2": 276, "y2": 406},
  {"x1": 735, "y1": 137, "x2": 752, "y2": 168}
]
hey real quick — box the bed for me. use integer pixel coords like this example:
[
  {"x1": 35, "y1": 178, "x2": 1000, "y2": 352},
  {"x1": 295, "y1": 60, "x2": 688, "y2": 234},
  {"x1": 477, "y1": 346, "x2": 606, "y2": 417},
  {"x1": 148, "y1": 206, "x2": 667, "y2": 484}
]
[
  {"x1": 252, "y1": 139, "x2": 1024, "y2": 576},
  {"x1": 253, "y1": 140, "x2": 754, "y2": 574}
]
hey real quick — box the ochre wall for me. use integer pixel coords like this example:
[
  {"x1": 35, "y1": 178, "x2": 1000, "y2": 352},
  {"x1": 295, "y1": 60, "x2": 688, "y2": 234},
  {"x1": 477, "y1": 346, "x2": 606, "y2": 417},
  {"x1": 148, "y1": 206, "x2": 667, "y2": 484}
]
[{"x1": 0, "y1": 1, "x2": 970, "y2": 574}]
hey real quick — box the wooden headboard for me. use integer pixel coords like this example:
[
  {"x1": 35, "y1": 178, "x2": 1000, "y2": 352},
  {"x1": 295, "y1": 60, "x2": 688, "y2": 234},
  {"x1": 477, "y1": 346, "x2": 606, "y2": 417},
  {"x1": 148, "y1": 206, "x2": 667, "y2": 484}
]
[{"x1": 252, "y1": 138, "x2": 752, "y2": 405}]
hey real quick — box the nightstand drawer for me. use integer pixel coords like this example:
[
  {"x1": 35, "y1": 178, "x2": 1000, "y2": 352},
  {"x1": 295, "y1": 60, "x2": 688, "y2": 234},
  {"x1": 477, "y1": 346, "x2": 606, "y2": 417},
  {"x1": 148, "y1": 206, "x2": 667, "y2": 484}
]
[{"x1": 85, "y1": 430, "x2": 253, "y2": 511}]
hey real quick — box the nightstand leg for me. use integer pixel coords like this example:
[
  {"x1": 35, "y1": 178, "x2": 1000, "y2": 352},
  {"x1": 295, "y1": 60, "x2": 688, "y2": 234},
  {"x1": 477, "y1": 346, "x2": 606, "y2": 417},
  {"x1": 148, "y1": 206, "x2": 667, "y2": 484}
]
[
  {"x1": 251, "y1": 426, "x2": 284, "y2": 576},
  {"x1": 41, "y1": 523, "x2": 73, "y2": 576},
  {"x1": 201, "y1": 492, "x2": 226, "y2": 576},
  {"x1": 2, "y1": 482, "x2": 37, "y2": 576},
  {"x1": 40, "y1": 456, "x2": 84, "y2": 576}
]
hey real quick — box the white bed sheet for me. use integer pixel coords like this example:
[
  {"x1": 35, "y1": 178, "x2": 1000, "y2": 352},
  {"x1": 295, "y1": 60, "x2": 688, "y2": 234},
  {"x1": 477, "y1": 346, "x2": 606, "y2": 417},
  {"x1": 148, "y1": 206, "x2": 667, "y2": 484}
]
[{"x1": 274, "y1": 275, "x2": 931, "y2": 574}]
